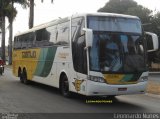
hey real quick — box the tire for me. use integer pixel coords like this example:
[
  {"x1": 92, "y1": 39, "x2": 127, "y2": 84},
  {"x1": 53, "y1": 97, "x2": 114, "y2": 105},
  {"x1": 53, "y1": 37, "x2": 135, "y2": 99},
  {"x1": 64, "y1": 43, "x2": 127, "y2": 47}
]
[
  {"x1": 19, "y1": 72, "x2": 24, "y2": 83},
  {"x1": 18, "y1": 67, "x2": 21, "y2": 77},
  {"x1": 60, "y1": 75, "x2": 71, "y2": 97},
  {"x1": 19, "y1": 68, "x2": 23, "y2": 83},
  {"x1": 22, "y1": 69, "x2": 29, "y2": 85}
]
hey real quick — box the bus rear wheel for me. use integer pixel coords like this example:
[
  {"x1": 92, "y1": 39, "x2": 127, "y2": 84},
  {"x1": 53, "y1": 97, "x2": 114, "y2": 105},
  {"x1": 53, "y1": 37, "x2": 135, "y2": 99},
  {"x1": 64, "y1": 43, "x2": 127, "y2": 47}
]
[
  {"x1": 21, "y1": 68, "x2": 29, "y2": 84},
  {"x1": 18, "y1": 68, "x2": 23, "y2": 83},
  {"x1": 60, "y1": 75, "x2": 71, "y2": 97},
  {"x1": 19, "y1": 73, "x2": 24, "y2": 83}
]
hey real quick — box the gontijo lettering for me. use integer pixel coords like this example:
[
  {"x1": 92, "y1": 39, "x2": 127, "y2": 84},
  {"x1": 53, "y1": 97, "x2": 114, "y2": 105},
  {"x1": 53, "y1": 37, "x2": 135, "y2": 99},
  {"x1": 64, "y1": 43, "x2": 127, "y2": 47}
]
[{"x1": 22, "y1": 51, "x2": 36, "y2": 58}]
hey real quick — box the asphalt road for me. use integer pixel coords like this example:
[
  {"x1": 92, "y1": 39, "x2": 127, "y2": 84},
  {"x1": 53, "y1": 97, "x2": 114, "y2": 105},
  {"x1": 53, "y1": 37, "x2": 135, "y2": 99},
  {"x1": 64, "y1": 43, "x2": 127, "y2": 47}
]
[{"x1": 0, "y1": 68, "x2": 160, "y2": 114}]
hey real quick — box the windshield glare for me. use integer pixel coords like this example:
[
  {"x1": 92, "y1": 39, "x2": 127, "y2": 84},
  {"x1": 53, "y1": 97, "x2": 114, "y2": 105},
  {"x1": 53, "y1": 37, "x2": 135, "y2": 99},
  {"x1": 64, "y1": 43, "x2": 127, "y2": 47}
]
[
  {"x1": 87, "y1": 16, "x2": 142, "y2": 34},
  {"x1": 89, "y1": 32, "x2": 147, "y2": 73}
]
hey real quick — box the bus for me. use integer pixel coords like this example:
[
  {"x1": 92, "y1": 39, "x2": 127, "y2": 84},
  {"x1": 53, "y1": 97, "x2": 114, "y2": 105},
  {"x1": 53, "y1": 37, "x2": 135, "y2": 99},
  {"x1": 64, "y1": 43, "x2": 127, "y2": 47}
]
[{"x1": 13, "y1": 13, "x2": 158, "y2": 97}]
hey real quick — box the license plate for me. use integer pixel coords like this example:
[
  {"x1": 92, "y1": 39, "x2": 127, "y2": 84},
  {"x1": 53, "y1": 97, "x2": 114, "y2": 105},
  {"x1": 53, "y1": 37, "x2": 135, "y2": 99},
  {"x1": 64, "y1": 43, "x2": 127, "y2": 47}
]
[{"x1": 118, "y1": 88, "x2": 127, "y2": 91}]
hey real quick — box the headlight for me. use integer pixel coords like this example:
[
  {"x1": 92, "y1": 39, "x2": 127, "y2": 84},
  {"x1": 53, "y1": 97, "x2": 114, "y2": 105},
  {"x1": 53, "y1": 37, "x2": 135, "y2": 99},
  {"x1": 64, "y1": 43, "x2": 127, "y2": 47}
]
[
  {"x1": 139, "y1": 76, "x2": 148, "y2": 82},
  {"x1": 88, "y1": 76, "x2": 106, "y2": 83}
]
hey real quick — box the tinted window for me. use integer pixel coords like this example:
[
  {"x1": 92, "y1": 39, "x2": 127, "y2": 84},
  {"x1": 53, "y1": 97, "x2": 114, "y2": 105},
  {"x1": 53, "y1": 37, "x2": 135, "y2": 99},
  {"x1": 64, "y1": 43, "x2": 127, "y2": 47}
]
[
  {"x1": 57, "y1": 22, "x2": 69, "y2": 45},
  {"x1": 15, "y1": 32, "x2": 35, "y2": 49},
  {"x1": 72, "y1": 17, "x2": 87, "y2": 74},
  {"x1": 46, "y1": 25, "x2": 57, "y2": 44},
  {"x1": 87, "y1": 16, "x2": 142, "y2": 34},
  {"x1": 36, "y1": 28, "x2": 50, "y2": 41},
  {"x1": 35, "y1": 28, "x2": 52, "y2": 46}
]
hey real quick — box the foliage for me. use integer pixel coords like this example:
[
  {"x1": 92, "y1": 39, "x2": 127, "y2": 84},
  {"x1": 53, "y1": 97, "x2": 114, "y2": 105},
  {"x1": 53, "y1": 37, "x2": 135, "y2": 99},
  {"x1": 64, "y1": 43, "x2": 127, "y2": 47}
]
[
  {"x1": 0, "y1": 0, "x2": 28, "y2": 62},
  {"x1": 126, "y1": 5, "x2": 152, "y2": 23},
  {"x1": 0, "y1": 0, "x2": 28, "y2": 23},
  {"x1": 98, "y1": 0, "x2": 152, "y2": 23},
  {"x1": 98, "y1": 0, "x2": 138, "y2": 14},
  {"x1": 3, "y1": 4, "x2": 17, "y2": 23}
]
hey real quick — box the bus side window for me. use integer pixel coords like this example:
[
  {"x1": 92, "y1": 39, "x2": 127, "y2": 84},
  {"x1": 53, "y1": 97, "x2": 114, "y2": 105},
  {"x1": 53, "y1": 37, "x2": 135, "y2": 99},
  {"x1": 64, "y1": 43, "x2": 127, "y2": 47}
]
[
  {"x1": 16, "y1": 37, "x2": 21, "y2": 49},
  {"x1": 36, "y1": 28, "x2": 51, "y2": 47},
  {"x1": 13, "y1": 37, "x2": 17, "y2": 49},
  {"x1": 21, "y1": 36, "x2": 25, "y2": 48},
  {"x1": 56, "y1": 21, "x2": 69, "y2": 45},
  {"x1": 21, "y1": 34, "x2": 28, "y2": 49},
  {"x1": 28, "y1": 32, "x2": 35, "y2": 48},
  {"x1": 19, "y1": 35, "x2": 23, "y2": 49},
  {"x1": 46, "y1": 25, "x2": 57, "y2": 45},
  {"x1": 72, "y1": 17, "x2": 87, "y2": 74}
]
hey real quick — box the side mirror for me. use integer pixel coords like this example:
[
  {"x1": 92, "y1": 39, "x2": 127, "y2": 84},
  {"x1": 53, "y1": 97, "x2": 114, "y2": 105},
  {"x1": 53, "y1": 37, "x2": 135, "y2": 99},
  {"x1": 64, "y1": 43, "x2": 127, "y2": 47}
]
[
  {"x1": 83, "y1": 28, "x2": 93, "y2": 48},
  {"x1": 145, "y1": 32, "x2": 159, "y2": 52}
]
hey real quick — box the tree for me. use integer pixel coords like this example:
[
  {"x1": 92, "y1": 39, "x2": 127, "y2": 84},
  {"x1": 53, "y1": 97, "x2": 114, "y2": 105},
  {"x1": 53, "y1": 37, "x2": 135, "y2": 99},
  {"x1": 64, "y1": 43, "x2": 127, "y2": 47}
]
[
  {"x1": 0, "y1": 0, "x2": 28, "y2": 63},
  {"x1": 126, "y1": 5, "x2": 152, "y2": 23},
  {"x1": 29, "y1": 0, "x2": 34, "y2": 29},
  {"x1": 98, "y1": 0, "x2": 152, "y2": 24},
  {"x1": 0, "y1": 0, "x2": 7, "y2": 62},
  {"x1": 6, "y1": 1, "x2": 17, "y2": 65},
  {"x1": 98, "y1": 0, "x2": 137, "y2": 14},
  {"x1": 29, "y1": 0, "x2": 54, "y2": 29}
]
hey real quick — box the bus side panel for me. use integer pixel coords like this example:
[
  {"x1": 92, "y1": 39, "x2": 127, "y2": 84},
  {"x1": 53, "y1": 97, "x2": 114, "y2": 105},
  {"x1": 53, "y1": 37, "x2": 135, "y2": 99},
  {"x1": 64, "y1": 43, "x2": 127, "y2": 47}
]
[
  {"x1": 12, "y1": 48, "x2": 41, "y2": 79},
  {"x1": 54, "y1": 46, "x2": 85, "y2": 94},
  {"x1": 54, "y1": 46, "x2": 88, "y2": 95},
  {"x1": 12, "y1": 46, "x2": 57, "y2": 80},
  {"x1": 31, "y1": 46, "x2": 59, "y2": 87},
  {"x1": 34, "y1": 46, "x2": 57, "y2": 77}
]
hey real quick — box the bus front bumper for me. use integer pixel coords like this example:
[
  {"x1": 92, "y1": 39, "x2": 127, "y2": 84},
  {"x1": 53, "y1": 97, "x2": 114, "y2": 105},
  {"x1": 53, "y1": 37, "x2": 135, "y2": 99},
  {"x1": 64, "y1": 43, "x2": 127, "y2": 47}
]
[{"x1": 86, "y1": 80, "x2": 147, "y2": 96}]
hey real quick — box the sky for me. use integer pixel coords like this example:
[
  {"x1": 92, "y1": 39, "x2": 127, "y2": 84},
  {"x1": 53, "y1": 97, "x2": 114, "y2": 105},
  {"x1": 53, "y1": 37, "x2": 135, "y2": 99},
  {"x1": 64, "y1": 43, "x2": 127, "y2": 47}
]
[{"x1": 3, "y1": 0, "x2": 160, "y2": 45}]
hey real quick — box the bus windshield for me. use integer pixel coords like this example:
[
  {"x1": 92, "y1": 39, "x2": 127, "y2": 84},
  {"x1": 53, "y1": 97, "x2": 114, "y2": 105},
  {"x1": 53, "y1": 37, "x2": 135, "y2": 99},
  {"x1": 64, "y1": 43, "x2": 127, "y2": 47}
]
[
  {"x1": 87, "y1": 16, "x2": 147, "y2": 73},
  {"x1": 87, "y1": 16, "x2": 142, "y2": 33}
]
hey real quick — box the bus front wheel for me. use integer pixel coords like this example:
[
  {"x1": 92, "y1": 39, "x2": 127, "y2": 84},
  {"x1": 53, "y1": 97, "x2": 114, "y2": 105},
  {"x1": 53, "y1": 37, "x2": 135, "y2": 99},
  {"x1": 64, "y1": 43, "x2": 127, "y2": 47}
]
[{"x1": 60, "y1": 75, "x2": 71, "y2": 97}]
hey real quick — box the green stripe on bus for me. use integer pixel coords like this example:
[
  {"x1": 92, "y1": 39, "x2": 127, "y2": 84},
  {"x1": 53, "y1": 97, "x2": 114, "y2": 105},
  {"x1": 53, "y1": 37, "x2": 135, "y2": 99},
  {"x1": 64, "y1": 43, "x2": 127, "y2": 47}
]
[{"x1": 34, "y1": 46, "x2": 57, "y2": 77}]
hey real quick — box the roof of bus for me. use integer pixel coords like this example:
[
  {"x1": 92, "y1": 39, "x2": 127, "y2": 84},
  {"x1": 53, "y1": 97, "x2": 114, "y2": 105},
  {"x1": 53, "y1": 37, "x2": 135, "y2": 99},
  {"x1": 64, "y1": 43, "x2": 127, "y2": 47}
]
[
  {"x1": 73, "y1": 12, "x2": 139, "y2": 19},
  {"x1": 15, "y1": 12, "x2": 140, "y2": 37}
]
